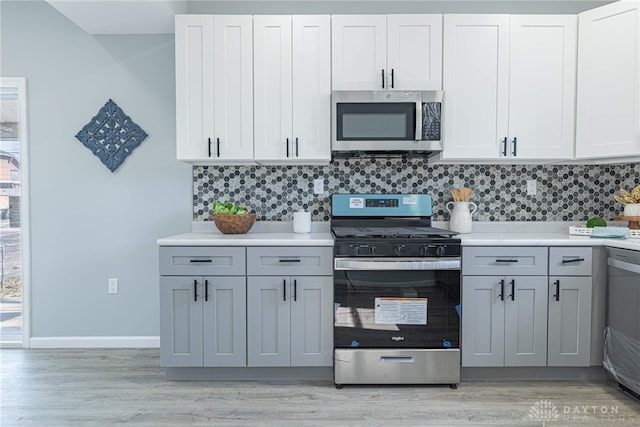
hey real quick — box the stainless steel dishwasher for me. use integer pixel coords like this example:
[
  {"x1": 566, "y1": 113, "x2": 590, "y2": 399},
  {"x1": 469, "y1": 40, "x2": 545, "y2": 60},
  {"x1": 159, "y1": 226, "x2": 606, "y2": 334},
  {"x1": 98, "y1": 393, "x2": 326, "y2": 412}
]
[{"x1": 604, "y1": 247, "x2": 640, "y2": 399}]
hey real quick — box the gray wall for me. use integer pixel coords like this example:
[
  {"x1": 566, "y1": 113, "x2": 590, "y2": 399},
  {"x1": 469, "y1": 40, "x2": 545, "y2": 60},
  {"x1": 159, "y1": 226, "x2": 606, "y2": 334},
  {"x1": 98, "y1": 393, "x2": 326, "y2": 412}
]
[{"x1": 1, "y1": 1, "x2": 192, "y2": 338}]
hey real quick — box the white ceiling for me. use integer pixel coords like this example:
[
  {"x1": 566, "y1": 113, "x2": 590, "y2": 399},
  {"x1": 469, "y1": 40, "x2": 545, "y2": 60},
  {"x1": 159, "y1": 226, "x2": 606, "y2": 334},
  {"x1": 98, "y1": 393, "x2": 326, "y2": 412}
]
[{"x1": 45, "y1": 0, "x2": 617, "y2": 35}]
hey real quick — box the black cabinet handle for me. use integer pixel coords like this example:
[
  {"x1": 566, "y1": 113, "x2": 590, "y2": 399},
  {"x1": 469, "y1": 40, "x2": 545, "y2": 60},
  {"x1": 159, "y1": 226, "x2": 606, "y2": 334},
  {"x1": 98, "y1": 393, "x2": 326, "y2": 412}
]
[
  {"x1": 553, "y1": 279, "x2": 560, "y2": 301},
  {"x1": 286, "y1": 138, "x2": 289, "y2": 158},
  {"x1": 208, "y1": 138, "x2": 212, "y2": 157},
  {"x1": 205, "y1": 279, "x2": 209, "y2": 302},
  {"x1": 510, "y1": 279, "x2": 515, "y2": 301},
  {"x1": 512, "y1": 137, "x2": 517, "y2": 157},
  {"x1": 193, "y1": 280, "x2": 198, "y2": 302},
  {"x1": 391, "y1": 69, "x2": 394, "y2": 88},
  {"x1": 295, "y1": 137, "x2": 299, "y2": 157},
  {"x1": 496, "y1": 259, "x2": 519, "y2": 263},
  {"x1": 190, "y1": 259, "x2": 212, "y2": 263},
  {"x1": 499, "y1": 279, "x2": 505, "y2": 301},
  {"x1": 381, "y1": 69, "x2": 385, "y2": 89},
  {"x1": 502, "y1": 137, "x2": 507, "y2": 157},
  {"x1": 216, "y1": 138, "x2": 220, "y2": 157},
  {"x1": 294, "y1": 279, "x2": 297, "y2": 302},
  {"x1": 279, "y1": 259, "x2": 301, "y2": 263},
  {"x1": 283, "y1": 279, "x2": 287, "y2": 301},
  {"x1": 562, "y1": 258, "x2": 585, "y2": 264}
]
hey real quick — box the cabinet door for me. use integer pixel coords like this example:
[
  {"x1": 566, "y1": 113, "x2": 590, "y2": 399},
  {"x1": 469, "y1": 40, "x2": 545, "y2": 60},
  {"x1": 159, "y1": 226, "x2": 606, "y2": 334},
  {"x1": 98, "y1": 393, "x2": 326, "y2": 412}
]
[
  {"x1": 576, "y1": 1, "x2": 640, "y2": 159},
  {"x1": 159, "y1": 277, "x2": 203, "y2": 367},
  {"x1": 254, "y1": 16, "x2": 293, "y2": 161},
  {"x1": 292, "y1": 15, "x2": 331, "y2": 162},
  {"x1": 331, "y1": 15, "x2": 387, "y2": 90},
  {"x1": 508, "y1": 15, "x2": 576, "y2": 159},
  {"x1": 461, "y1": 276, "x2": 505, "y2": 367},
  {"x1": 247, "y1": 276, "x2": 291, "y2": 367},
  {"x1": 442, "y1": 15, "x2": 510, "y2": 159},
  {"x1": 387, "y1": 15, "x2": 442, "y2": 90},
  {"x1": 203, "y1": 276, "x2": 247, "y2": 367},
  {"x1": 213, "y1": 16, "x2": 254, "y2": 161},
  {"x1": 175, "y1": 15, "x2": 214, "y2": 161},
  {"x1": 504, "y1": 276, "x2": 548, "y2": 367},
  {"x1": 547, "y1": 277, "x2": 592, "y2": 367},
  {"x1": 290, "y1": 276, "x2": 333, "y2": 366}
]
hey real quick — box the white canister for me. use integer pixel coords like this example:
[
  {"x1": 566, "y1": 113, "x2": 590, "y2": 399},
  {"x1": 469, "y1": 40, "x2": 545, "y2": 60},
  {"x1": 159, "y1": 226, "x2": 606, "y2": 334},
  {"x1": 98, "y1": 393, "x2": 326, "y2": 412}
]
[
  {"x1": 446, "y1": 201, "x2": 478, "y2": 234},
  {"x1": 293, "y1": 211, "x2": 312, "y2": 233}
]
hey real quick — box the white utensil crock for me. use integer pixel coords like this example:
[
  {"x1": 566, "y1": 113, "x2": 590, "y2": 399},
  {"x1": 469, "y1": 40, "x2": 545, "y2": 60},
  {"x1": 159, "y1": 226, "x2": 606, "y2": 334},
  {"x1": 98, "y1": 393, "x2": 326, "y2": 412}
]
[
  {"x1": 293, "y1": 211, "x2": 311, "y2": 233},
  {"x1": 446, "y1": 201, "x2": 477, "y2": 234},
  {"x1": 623, "y1": 203, "x2": 640, "y2": 217}
]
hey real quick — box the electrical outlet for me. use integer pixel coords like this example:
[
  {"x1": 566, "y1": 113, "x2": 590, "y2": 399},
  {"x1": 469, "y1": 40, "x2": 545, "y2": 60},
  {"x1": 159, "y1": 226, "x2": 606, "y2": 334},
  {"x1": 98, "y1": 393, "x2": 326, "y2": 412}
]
[
  {"x1": 313, "y1": 179, "x2": 324, "y2": 195},
  {"x1": 108, "y1": 278, "x2": 118, "y2": 294},
  {"x1": 526, "y1": 180, "x2": 537, "y2": 196}
]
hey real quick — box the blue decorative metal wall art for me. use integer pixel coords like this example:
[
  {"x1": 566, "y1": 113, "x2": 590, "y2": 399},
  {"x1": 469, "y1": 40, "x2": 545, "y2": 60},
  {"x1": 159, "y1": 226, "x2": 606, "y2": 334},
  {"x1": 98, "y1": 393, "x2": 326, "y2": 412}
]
[{"x1": 75, "y1": 99, "x2": 148, "y2": 172}]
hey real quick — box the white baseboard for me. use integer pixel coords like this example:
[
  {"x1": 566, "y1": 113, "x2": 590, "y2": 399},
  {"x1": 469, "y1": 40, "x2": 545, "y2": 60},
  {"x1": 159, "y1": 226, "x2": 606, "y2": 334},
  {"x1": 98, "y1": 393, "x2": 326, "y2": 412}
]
[{"x1": 29, "y1": 336, "x2": 160, "y2": 349}]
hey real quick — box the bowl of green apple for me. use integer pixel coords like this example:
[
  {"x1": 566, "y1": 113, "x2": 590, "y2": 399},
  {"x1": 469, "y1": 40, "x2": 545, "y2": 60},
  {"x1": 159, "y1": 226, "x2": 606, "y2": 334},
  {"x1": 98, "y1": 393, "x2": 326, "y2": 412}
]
[{"x1": 210, "y1": 201, "x2": 257, "y2": 234}]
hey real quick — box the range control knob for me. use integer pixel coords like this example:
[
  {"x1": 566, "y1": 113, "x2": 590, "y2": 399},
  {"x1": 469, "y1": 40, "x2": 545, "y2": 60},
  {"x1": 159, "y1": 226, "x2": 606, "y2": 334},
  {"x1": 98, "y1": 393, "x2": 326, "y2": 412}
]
[
  {"x1": 394, "y1": 244, "x2": 406, "y2": 256},
  {"x1": 352, "y1": 244, "x2": 376, "y2": 256},
  {"x1": 436, "y1": 245, "x2": 447, "y2": 257}
]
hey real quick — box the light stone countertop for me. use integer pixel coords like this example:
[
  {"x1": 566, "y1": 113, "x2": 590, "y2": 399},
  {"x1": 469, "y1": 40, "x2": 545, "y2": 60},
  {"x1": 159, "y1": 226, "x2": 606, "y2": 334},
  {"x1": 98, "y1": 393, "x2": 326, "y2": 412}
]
[
  {"x1": 157, "y1": 221, "x2": 640, "y2": 251},
  {"x1": 157, "y1": 221, "x2": 333, "y2": 246}
]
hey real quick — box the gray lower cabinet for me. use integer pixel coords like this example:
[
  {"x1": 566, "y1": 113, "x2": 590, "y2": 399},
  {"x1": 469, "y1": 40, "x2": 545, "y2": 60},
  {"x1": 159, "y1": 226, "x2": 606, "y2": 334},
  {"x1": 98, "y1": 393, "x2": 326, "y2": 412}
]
[
  {"x1": 462, "y1": 246, "x2": 595, "y2": 368},
  {"x1": 462, "y1": 247, "x2": 549, "y2": 367},
  {"x1": 246, "y1": 247, "x2": 333, "y2": 367},
  {"x1": 159, "y1": 246, "x2": 247, "y2": 368},
  {"x1": 462, "y1": 275, "x2": 548, "y2": 367},
  {"x1": 547, "y1": 247, "x2": 593, "y2": 367},
  {"x1": 247, "y1": 276, "x2": 333, "y2": 367},
  {"x1": 160, "y1": 276, "x2": 247, "y2": 367}
]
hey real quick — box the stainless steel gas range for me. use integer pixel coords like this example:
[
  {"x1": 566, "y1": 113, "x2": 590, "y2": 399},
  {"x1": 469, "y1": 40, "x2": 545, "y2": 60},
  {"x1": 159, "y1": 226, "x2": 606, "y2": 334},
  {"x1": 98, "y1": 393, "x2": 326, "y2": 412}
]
[{"x1": 331, "y1": 193, "x2": 461, "y2": 388}]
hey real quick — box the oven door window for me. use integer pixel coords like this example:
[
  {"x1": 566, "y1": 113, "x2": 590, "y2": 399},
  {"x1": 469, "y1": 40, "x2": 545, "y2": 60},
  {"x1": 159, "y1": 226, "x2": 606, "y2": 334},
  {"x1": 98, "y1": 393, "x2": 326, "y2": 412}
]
[
  {"x1": 336, "y1": 102, "x2": 416, "y2": 141},
  {"x1": 334, "y1": 270, "x2": 460, "y2": 349}
]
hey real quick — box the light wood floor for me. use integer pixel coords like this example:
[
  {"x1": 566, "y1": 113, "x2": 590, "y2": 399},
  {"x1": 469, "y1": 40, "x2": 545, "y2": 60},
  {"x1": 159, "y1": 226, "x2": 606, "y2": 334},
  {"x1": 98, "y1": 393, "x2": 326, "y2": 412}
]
[{"x1": 1, "y1": 349, "x2": 639, "y2": 426}]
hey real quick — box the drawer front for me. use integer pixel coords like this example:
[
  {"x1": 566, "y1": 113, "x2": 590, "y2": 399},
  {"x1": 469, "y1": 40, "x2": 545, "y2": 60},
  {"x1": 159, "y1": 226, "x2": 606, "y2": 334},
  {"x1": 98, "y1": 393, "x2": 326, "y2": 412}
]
[
  {"x1": 549, "y1": 247, "x2": 592, "y2": 276},
  {"x1": 462, "y1": 247, "x2": 548, "y2": 276},
  {"x1": 159, "y1": 247, "x2": 246, "y2": 276},
  {"x1": 247, "y1": 246, "x2": 333, "y2": 276}
]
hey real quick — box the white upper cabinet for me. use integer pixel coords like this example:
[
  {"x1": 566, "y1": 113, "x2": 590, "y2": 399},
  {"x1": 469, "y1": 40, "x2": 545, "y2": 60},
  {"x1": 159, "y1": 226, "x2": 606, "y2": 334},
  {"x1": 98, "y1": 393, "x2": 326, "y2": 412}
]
[
  {"x1": 254, "y1": 15, "x2": 331, "y2": 163},
  {"x1": 576, "y1": 1, "x2": 640, "y2": 160},
  {"x1": 442, "y1": 15, "x2": 577, "y2": 161},
  {"x1": 332, "y1": 15, "x2": 442, "y2": 90},
  {"x1": 175, "y1": 15, "x2": 214, "y2": 161},
  {"x1": 212, "y1": 16, "x2": 254, "y2": 161},
  {"x1": 175, "y1": 15, "x2": 253, "y2": 162}
]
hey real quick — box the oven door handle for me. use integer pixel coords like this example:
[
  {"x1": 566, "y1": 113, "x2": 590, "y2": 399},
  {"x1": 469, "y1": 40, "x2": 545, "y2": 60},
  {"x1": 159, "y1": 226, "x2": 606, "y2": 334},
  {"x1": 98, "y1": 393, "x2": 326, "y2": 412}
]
[{"x1": 334, "y1": 257, "x2": 461, "y2": 271}]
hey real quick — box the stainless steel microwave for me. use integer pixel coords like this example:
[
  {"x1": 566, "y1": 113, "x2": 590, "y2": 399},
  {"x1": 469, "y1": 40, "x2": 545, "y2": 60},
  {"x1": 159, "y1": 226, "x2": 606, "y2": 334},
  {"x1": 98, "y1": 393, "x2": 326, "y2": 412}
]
[{"x1": 332, "y1": 90, "x2": 443, "y2": 154}]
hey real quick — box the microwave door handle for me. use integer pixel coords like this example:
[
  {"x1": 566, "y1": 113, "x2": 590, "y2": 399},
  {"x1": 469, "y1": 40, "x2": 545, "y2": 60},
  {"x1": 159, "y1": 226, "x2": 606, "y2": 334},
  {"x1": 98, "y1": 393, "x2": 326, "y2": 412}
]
[{"x1": 415, "y1": 101, "x2": 422, "y2": 141}]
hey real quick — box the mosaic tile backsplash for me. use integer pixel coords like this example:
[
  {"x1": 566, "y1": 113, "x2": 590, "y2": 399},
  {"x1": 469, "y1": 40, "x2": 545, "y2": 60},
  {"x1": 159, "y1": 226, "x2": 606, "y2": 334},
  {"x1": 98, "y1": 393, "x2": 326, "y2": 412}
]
[{"x1": 194, "y1": 160, "x2": 639, "y2": 222}]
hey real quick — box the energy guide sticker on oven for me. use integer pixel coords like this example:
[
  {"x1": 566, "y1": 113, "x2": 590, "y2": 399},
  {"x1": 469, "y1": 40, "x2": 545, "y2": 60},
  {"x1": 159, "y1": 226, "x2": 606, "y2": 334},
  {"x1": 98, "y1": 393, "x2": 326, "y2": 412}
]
[
  {"x1": 374, "y1": 297, "x2": 427, "y2": 325},
  {"x1": 349, "y1": 198, "x2": 364, "y2": 208}
]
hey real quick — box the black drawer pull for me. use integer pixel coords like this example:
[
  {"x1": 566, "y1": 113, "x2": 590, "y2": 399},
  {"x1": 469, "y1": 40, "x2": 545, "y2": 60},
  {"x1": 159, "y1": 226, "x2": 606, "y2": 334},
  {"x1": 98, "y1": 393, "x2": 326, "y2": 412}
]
[
  {"x1": 561, "y1": 258, "x2": 585, "y2": 264},
  {"x1": 205, "y1": 279, "x2": 209, "y2": 302},
  {"x1": 279, "y1": 259, "x2": 301, "y2": 263},
  {"x1": 283, "y1": 279, "x2": 287, "y2": 301},
  {"x1": 190, "y1": 259, "x2": 212, "y2": 263},
  {"x1": 499, "y1": 279, "x2": 505, "y2": 301},
  {"x1": 294, "y1": 279, "x2": 297, "y2": 302},
  {"x1": 510, "y1": 279, "x2": 515, "y2": 301},
  {"x1": 553, "y1": 279, "x2": 560, "y2": 302},
  {"x1": 496, "y1": 259, "x2": 519, "y2": 263}
]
